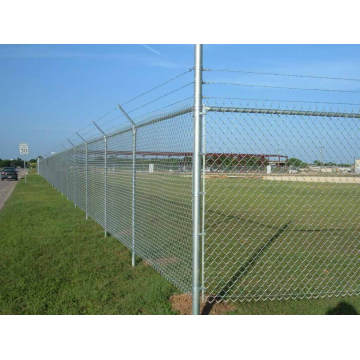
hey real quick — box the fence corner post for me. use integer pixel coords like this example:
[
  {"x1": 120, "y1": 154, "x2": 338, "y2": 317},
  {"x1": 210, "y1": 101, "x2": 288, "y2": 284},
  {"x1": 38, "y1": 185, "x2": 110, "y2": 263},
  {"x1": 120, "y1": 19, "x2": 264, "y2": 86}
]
[{"x1": 192, "y1": 44, "x2": 203, "y2": 315}]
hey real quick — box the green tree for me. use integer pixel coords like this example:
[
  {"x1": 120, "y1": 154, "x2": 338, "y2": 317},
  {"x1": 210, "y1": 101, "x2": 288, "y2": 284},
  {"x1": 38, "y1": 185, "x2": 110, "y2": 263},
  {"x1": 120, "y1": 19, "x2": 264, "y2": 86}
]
[{"x1": 288, "y1": 157, "x2": 307, "y2": 168}]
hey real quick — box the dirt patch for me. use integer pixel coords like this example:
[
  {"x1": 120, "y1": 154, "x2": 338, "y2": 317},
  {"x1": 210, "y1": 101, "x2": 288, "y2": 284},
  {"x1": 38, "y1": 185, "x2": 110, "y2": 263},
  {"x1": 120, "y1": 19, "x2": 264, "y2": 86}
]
[
  {"x1": 205, "y1": 174, "x2": 262, "y2": 180},
  {"x1": 204, "y1": 174, "x2": 229, "y2": 179},
  {"x1": 263, "y1": 175, "x2": 360, "y2": 184},
  {"x1": 170, "y1": 293, "x2": 236, "y2": 315},
  {"x1": 0, "y1": 180, "x2": 18, "y2": 211}
]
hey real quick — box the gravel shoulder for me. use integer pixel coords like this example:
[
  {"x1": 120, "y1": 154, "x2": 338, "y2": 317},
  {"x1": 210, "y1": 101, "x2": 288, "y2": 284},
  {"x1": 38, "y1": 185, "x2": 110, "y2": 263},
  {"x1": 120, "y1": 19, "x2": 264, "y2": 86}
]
[{"x1": 0, "y1": 170, "x2": 25, "y2": 211}]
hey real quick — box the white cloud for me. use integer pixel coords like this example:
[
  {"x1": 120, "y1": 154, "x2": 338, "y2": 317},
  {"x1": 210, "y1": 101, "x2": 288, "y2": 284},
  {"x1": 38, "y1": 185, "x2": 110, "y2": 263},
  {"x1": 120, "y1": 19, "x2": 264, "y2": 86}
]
[
  {"x1": 141, "y1": 44, "x2": 161, "y2": 56},
  {"x1": 0, "y1": 45, "x2": 188, "y2": 70}
]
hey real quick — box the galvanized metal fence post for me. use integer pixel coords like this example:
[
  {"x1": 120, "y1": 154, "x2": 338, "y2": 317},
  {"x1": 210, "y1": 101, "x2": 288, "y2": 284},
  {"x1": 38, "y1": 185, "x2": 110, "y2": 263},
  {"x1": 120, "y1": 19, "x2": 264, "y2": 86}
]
[
  {"x1": 92, "y1": 121, "x2": 108, "y2": 237},
  {"x1": 85, "y1": 142, "x2": 88, "y2": 220},
  {"x1": 131, "y1": 127, "x2": 136, "y2": 266},
  {"x1": 23, "y1": 159, "x2": 25, "y2": 183},
  {"x1": 76, "y1": 132, "x2": 88, "y2": 220},
  {"x1": 192, "y1": 44, "x2": 203, "y2": 315},
  {"x1": 201, "y1": 105, "x2": 207, "y2": 302},
  {"x1": 104, "y1": 135, "x2": 107, "y2": 237},
  {"x1": 74, "y1": 147, "x2": 77, "y2": 208},
  {"x1": 67, "y1": 139, "x2": 76, "y2": 207},
  {"x1": 66, "y1": 152, "x2": 69, "y2": 200},
  {"x1": 118, "y1": 105, "x2": 137, "y2": 267}
]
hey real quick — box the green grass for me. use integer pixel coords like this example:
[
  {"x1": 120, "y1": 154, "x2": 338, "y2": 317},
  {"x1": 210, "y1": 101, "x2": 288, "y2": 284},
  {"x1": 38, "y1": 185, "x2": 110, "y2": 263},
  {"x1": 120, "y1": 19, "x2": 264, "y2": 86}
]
[
  {"x1": 204, "y1": 177, "x2": 360, "y2": 301},
  {"x1": 0, "y1": 175, "x2": 178, "y2": 314},
  {"x1": 0, "y1": 174, "x2": 359, "y2": 314}
]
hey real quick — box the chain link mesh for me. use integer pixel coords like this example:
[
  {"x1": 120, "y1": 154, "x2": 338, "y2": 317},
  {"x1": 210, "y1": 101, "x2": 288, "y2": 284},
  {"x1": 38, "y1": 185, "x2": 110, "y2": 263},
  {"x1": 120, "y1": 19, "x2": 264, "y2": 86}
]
[
  {"x1": 38, "y1": 98, "x2": 360, "y2": 304},
  {"x1": 203, "y1": 99, "x2": 360, "y2": 302},
  {"x1": 39, "y1": 108, "x2": 194, "y2": 293},
  {"x1": 134, "y1": 111, "x2": 193, "y2": 292},
  {"x1": 106, "y1": 130, "x2": 133, "y2": 249}
]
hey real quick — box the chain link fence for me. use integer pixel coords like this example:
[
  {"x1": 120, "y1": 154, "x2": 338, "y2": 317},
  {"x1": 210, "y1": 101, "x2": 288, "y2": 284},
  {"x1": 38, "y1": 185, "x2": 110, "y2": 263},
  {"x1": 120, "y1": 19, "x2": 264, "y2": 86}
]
[
  {"x1": 39, "y1": 101, "x2": 360, "y2": 305},
  {"x1": 38, "y1": 45, "x2": 360, "y2": 312},
  {"x1": 39, "y1": 108, "x2": 194, "y2": 294},
  {"x1": 202, "y1": 102, "x2": 360, "y2": 302}
]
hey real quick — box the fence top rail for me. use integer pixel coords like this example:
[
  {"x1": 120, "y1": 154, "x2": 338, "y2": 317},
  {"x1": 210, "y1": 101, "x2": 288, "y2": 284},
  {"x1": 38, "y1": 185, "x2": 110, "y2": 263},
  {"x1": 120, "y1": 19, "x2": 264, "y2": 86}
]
[
  {"x1": 205, "y1": 106, "x2": 360, "y2": 119},
  {"x1": 42, "y1": 106, "x2": 194, "y2": 159},
  {"x1": 135, "y1": 106, "x2": 193, "y2": 129},
  {"x1": 83, "y1": 106, "x2": 194, "y2": 145}
]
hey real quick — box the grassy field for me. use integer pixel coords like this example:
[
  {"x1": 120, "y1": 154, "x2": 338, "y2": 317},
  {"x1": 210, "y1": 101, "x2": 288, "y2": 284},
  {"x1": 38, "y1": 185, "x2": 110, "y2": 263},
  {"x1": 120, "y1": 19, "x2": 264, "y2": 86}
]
[
  {"x1": 0, "y1": 174, "x2": 359, "y2": 314},
  {"x1": 204, "y1": 177, "x2": 360, "y2": 302},
  {"x1": 0, "y1": 174, "x2": 178, "y2": 314}
]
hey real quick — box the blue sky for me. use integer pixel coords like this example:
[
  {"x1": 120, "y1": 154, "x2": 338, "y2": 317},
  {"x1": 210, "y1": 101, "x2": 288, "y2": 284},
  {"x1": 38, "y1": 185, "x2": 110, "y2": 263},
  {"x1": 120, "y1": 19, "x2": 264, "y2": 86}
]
[{"x1": 1, "y1": 44, "x2": 360, "y2": 162}]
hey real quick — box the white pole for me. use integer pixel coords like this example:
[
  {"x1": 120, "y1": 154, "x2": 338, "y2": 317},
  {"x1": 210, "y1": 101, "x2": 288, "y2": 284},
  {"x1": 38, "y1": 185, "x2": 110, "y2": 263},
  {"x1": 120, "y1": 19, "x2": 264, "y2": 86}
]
[
  {"x1": 117, "y1": 105, "x2": 138, "y2": 267},
  {"x1": 104, "y1": 135, "x2": 107, "y2": 237},
  {"x1": 201, "y1": 107, "x2": 207, "y2": 302},
  {"x1": 131, "y1": 127, "x2": 136, "y2": 266},
  {"x1": 192, "y1": 44, "x2": 203, "y2": 315},
  {"x1": 85, "y1": 143, "x2": 88, "y2": 220},
  {"x1": 24, "y1": 158, "x2": 27, "y2": 184}
]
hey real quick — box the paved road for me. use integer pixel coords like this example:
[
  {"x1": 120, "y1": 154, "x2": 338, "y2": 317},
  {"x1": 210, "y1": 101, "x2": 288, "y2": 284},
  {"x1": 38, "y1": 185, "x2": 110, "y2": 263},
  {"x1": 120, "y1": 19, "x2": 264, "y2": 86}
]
[{"x1": 0, "y1": 170, "x2": 26, "y2": 211}]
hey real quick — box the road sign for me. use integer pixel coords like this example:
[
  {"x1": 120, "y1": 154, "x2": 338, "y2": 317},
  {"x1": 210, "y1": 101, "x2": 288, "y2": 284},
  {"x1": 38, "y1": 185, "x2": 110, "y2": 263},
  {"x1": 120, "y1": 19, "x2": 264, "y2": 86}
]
[{"x1": 19, "y1": 143, "x2": 29, "y2": 156}]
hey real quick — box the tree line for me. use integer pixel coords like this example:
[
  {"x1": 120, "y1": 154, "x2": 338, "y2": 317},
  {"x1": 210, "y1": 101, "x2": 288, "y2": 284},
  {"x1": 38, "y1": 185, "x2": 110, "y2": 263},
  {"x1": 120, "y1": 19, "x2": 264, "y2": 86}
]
[
  {"x1": 0, "y1": 158, "x2": 38, "y2": 168},
  {"x1": 288, "y1": 158, "x2": 352, "y2": 168}
]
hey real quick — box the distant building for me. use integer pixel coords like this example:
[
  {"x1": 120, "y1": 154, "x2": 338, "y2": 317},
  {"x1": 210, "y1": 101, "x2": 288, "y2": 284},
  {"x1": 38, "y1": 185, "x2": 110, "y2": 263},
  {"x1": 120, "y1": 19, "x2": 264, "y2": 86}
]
[{"x1": 355, "y1": 159, "x2": 360, "y2": 174}]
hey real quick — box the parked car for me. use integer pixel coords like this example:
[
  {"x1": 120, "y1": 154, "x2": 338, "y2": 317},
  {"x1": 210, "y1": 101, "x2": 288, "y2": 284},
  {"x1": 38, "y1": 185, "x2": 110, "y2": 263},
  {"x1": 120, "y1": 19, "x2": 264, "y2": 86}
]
[{"x1": 1, "y1": 167, "x2": 18, "y2": 181}]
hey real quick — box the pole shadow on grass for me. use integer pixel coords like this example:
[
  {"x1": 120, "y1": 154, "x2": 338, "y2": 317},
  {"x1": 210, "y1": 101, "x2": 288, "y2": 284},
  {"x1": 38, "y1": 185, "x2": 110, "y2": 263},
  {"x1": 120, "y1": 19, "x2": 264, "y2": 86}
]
[
  {"x1": 326, "y1": 302, "x2": 358, "y2": 315},
  {"x1": 201, "y1": 222, "x2": 290, "y2": 315}
]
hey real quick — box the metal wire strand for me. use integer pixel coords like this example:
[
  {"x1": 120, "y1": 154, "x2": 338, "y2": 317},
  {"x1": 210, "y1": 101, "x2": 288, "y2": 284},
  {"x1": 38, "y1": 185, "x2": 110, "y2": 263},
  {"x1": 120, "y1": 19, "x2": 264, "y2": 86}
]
[
  {"x1": 132, "y1": 96, "x2": 193, "y2": 122},
  {"x1": 205, "y1": 67, "x2": 360, "y2": 82},
  {"x1": 203, "y1": 81, "x2": 360, "y2": 93},
  {"x1": 203, "y1": 96, "x2": 360, "y2": 107},
  {"x1": 121, "y1": 69, "x2": 193, "y2": 106},
  {"x1": 127, "y1": 82, "x2": 194, "y2": 114}
]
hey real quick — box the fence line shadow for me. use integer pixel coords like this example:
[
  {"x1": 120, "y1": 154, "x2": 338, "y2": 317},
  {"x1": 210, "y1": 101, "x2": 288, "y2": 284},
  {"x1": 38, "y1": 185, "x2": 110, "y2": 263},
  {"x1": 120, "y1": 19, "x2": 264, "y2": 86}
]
[
  {"x1": 207, "y1": 208, "x2": 351, "y2": 233},
  {"x1": 201, "y1": 222, "x2": 290, "y2": 315},
  {"x1": 326, "y1": 302, "x2": 358, "y2": 315}
]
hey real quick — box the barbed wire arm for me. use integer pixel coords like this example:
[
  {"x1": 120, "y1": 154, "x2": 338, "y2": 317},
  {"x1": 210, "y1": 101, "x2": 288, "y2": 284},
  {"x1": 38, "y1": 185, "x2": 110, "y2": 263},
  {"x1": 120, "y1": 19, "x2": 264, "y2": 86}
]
[
  {"x1": 92, "y1": 121, "x2": 108, "y2": 137},
  {"x1": 67, "y1": 139, "x2": 75, "y2": 147},
  {"x1": 118, "y1": 104, "x2": 137, "y2": 128},
  {"x1": 76, "y1": 131, "x2": 89, "y2": 143}
]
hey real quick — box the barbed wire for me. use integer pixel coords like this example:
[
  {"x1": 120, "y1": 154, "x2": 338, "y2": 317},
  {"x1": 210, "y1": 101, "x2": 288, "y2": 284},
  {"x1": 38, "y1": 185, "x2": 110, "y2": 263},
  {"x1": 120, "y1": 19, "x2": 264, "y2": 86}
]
[
  {"x1": 74, "y1": 107, "x2": 118, "y2": 138},
  {"x1": 121, "y1": 68, "x2": 193, "y2": 106},
  {"x1": 47, "y1": 70, "x2": 193, "y2": 151},
  {"x1": 132, "y1": 96, "x2": 193, "y2": 121},
  {"x1": 127, "y1": 82, "x2": 194, "y2": 114},
  {"x1": 203, "y1": 81, "x2": 360, "y2": 93},
  {"x1": 204, "y1": 67, "x2": 360, "y2": 82},
  {"x1": 45, "y1": 64, "x2": 360, "y2": 158}
]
